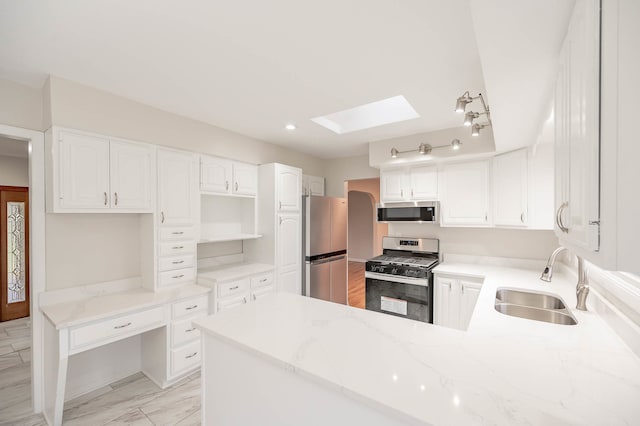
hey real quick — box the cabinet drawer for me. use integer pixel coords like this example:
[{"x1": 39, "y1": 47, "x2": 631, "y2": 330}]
[
  {"x1": 69, "y1": 306, "x2": 166, "y2": 353},
  {"x1": 159, "y1": 227, "x2": 196, "y2": 241},
  {"x1": 217, "y1": 293, "x2": 249, "y2": 313},
  {"x1": 250, "y1": 272, "x2": 274, "y2": 289},
  {"x1": 172, "y1": 294, "x2": 208, "y2": 320},
  {"x1": 217, "y1": 279, "x2": 249, "y2": 298},
  {"x1": 158, "y1": 255, "x2": 195, "y2": 272},
  {"x1": 158, "y1": 267, "x2": 196, "y2": 287},
  {"x1": 171, "y1": 315, "x2": 205, "y2": 347},
  {"x1": 251, "y1": 286, "x2": 274, "y2": 302},
  {"x1": 159, "y1": 241, "x2": 196, "y2": 257},
  {"x1": 170, "y1": 340, "x2": 201, "y2": 377}
]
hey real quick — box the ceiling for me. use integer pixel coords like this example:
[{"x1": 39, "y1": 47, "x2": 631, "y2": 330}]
[
  {"x1": 0, "y1": 0, "x2": 487, "y2": 159},
  {"x1": 0, "y1": 135, "x2": 29, "y2": 158}
]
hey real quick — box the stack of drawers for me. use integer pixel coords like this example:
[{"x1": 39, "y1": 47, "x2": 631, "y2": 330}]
[
  {"x1": 169, "y1": 294, "x2": 208, "y2": 378},
  {"x1": 215, "y1": 271, "x2": 275, "y2": 313},
  {"x1": 158, "y1": 227, "x2": 196, "y2": 288}
]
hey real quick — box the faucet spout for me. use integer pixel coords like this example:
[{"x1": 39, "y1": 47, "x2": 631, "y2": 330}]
[
  {"x1": 575, "y1": 256, "x2": 590, "y2": 311},
  {"x1": 540, "y1": 247, "x2": 568, "y2": 282}
]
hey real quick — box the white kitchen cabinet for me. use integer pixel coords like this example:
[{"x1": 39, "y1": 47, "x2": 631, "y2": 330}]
[
  {"x1": 158, "y1": 149, "x2": 197, "y2": 227},
  {"x1": 200, "y1": 156, "x2": 257, "y2": 197},
  {"x1": 277, "y1": 165, "x2": 301, "y2": 211},
  {"x1": 554, "y1": 0, "x2": 600, "y2": 252},
  {"x1": 493, "y1": 149, "x2": 528, "y2": 227},
  {"x1": 210, "y1": 271, "x2": 275, "y2": 313},
  {"x1": 46, "y1": 128, "x2": 154, "y2": 212},
  {"x1": 440, "y1": 160, "x2": 490, "y2": 226},
  {"x1": 434, "y1": 274, "x2": 483, "y2": 331},
  {"x1": 302, "y1": 174, "x2": 325, "y2": 196},
  {"x1": 244, "y1": 163, "x2": 303, "y2": 293},
  {"x1": 380, "y1": 166, "x2": 437, "y2": 203}
]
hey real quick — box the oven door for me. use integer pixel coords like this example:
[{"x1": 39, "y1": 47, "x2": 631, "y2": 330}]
[{"x1": 365, "y1": 272, "x2": 433, "y2": 323}]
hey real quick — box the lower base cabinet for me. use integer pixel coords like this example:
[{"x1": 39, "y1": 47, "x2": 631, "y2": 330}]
[
  {"x1": 434, "y1": 274, "x2": 483, "y2": 331},
  {"x1": 212, "y1": 271, "x2": 275, "y2": 313}
]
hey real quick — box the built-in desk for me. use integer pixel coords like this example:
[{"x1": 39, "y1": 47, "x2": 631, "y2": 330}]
[{"x1": 40, "y1": 280, "x2": 210, "y2": 426}]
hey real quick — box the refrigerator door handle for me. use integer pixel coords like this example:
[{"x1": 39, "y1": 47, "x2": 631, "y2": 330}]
[{"x1": 310, "y1": 255, "x2": 346, "y2": 265}]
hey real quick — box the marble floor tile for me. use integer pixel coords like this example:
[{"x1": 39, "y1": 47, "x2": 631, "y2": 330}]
[
  {"x1": 0, "y1": 391, "x2": 34, "y2": 425},
  {"x1": 0, "y1": 352, "x2": 23, "y2": 371},
  {"x1": 104, "y1": 408, "x2": 154, "y2": 426},
  {"x1": 18, "y1": 348, "x2": 31, "y2": 363},
  {"x1": 0, "y1": 317, "x2": 30, "y2": 330},
  {"x1": 0, "y1": 412, "x2": 46, "y2": 426},
  {"x1": 63, "y1": 374, "x2": 164, "y2": 425},
  {"x1": 140, "y1": 377, "x2": 201, "y2": 426},
  {"x1": 175, "y1": 409, "x2": 202, "y2": 426},
  {"x1": 11, "y1": 337, "x2": 31, "y2": 352},
  {"x1": 0, "y1": 345, "x2": 14, "y2": 356},
  {"x1": 63, "y1": 385, "x2": 114, "y2": 411},
  {"x1": 5, "y1": 325, "x2": 31, "y2": 338}
]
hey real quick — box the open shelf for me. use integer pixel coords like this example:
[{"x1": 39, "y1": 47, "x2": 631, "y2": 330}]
[
  {"x1": 198, "y1": 233, "x2": 262, "y2": 244},
  {"x1": 200, "y1": 194, "x2": 258, "y2": 244}
]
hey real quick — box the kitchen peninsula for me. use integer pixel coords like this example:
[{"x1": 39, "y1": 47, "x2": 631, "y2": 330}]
[{"x1": 195, "y1": 265, "x2": 640, "y2": 425}]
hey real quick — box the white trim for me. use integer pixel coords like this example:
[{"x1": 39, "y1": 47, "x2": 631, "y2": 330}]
[
  {"x1": 347, "y1": 258, "x2": 367, "y2": 263},
  {"x1": 0, "y1": 124, "x2": 45, "y2": 414}
]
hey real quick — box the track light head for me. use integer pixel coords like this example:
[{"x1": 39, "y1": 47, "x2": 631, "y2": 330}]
[
  {"x1": 451, "y1": 139, "x2": 462, "y2": 150},
  {"x1": 455, "y1": 94, "x2": 472, "y2": 113},
  {"x1": 391, "y1": 147, "x2": 398, "y2": 158},
  {"x1": 471, "y1": 123, "x2": 482, "y2": 137},
  {"x1": 418, "y1": 143, "x2": 432, "y2": 155}
]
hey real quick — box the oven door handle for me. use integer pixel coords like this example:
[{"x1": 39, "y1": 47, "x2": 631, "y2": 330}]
[{"x1": 365, "y1": 271, "x2": 430, "y2": 286}]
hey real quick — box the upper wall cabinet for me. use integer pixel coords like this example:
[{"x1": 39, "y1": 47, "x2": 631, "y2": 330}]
[
  {"x1": 277, "y1": 165, "x2": 301, "y2": 211},
  {"x1": 554, "y1": 0, "x2": 601, "y2": 252},
  {"x1": 200, "y1": 156, "x2": 257, "y2": 197},
  {"x1": 440, "y1": 160, "x2": 490, "y2": 226},
  {"x1": 380, "y1": 166, "x2": 437, "y2": 203},
  {"x1": 46, "y1": 128, "x2": 154, "y2": 213},
  {"x1": 302, "y1": 175, "x2": 325, "y2": 196},
  {"x1": 158, "y1": 149, "x2": 197, "y2": 227},
  {"x1": 493, "y1": 149, "x2": 528, "y2": 227}
]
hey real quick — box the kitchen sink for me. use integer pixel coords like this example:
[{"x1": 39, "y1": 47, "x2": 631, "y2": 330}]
[
  {"x1": 494, "y1": 288, "x2": 577, "y2": 325},
  {"x1": 495, "y1": 288, "x2": 566, "y2": 310}
]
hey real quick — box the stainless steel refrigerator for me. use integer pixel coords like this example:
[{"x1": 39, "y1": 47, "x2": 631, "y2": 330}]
[{"x1": 302, "y1": 196, "x2": 348, "y2": 305}]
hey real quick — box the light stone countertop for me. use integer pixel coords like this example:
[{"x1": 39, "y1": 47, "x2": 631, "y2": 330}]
[
  {"x1": 197, "y1": 262, "x2": 275, "y2": 283},
  {"x1": 41, "y1": 284, "x2": 211, "y2": 329},
  {"x1": 195, "y1": 263, "x2": 640, "y2": 425}
]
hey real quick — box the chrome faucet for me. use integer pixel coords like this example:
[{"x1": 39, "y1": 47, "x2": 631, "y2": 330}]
[
  {"x1": 540, "y1": 247, "x2": 589, "y2": 311},
  {"x1": 540, "y1": 247, "x2": 567, "y2": 282}
]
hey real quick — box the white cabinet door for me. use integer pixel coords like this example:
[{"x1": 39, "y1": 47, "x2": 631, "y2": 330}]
[
  {"x1": 58, "y1": 131, "x2": 110, "y2": 209},
  {"x1": 278, "y1": 269, "x2": 301, "y2": 295},
  {"x1": 493, "y1": 149, "x2": 528, "y2": 226},
  {"x1": 409, "y1": 166, "x2": 437, "y2": 200},
  {"x1": 158, "y1": 150, "x2": 197, "y2": 227},
  {"x1": 233, "y1": 163, "x2": 257, "y2": 196},
  {"x1": 277, "y1": 213, "x2": 301, "y2": 272},
  {"x1": 434, "y1": 276, "x2": 454, "y2": 327},
  {"x1": 441, "y1": 161, "x2": 489, "y2": 226},
  {"x1": 109, "y1": 140, "x2": 153, "y2": 210},
  {"x1": 277, "y1": 165, "x2": 301, "y2": 212},
  {"x1": 459, "y1": 280, "x2": 482, "y2": 330},
  {"x1": 308, "y1": 176, "x2": 325, "y2": 196},
  {"x1": 251, "y1": 286, "x2": 274, "y2": 302},
  {"x1": 380, "y1": 169, "x2": 406, "y2": 202},
  {"x1": 201, "y1": 156, "x2": 232, "y2": 194}
]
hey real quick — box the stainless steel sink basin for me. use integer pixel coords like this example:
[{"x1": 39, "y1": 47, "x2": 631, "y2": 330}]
[
  {"x1": 494, "y1": 303, "x2": 577, "y2": 325},
  {"x1": 494, "y1": 288, "x2": 577, "y2": 325},
  {"x1": 496, "y1": 288, "x2": 566, "y2": 310}
]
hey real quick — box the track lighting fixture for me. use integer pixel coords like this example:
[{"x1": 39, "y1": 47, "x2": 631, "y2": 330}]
[
  {"x1": 455, "y1": 91, "x2": 492, "y2": 136},
  {"x1": 390, "y1": 139, "x2": 461, "y2": 158}
]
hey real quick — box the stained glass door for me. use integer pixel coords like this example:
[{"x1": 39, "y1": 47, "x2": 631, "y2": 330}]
[{"x1": 1, "y1": 187, "x2": 29, "y2": 322}]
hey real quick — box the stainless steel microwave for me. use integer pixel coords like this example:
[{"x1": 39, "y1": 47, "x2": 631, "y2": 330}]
[{"x1": 377, "y1": 202, "x2": 439, "y2": 223}]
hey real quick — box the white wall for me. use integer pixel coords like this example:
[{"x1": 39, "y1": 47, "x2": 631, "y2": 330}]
[
  {"x1": 389, "y1": 223, "x2": 559, "y2": 260},
  {"x1": 322, "y1": 155, "x2": 379, "y2": 198},
  {"x1": 347, "y1": 191, "x2": 375, "y2": 262},
  {"x1": 0, "y1": 155, "x2": 28, "y2": 187},
  {"x1": 346, "y1": 178, "x2": 387, "y2": 258},
  {"x1": 0, "y1": 78, "x2": 43, "y2": 131}
]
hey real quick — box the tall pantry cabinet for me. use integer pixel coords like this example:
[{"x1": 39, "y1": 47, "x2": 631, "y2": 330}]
[{"x1": 245, "y1": 164, "x2": 302, "y2": 294}]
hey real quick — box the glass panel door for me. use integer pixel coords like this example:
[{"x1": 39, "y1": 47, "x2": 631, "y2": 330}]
[
  {"x1": 7, "y1": 201, "x2": 26, "y2": 304},
  {"x1": 1, "y1": 188, "x2": 29, "y2": 322}
]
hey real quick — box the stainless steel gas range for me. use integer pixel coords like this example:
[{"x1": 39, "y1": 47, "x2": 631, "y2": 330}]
[{"x1": 365, "y1": 237, "x2": 439, "y2": 323}]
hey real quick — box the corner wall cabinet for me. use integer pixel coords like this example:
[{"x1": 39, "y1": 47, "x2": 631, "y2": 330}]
[
  {"x1": 434, "y1": 273, "x2": 483, "y2": 331},
  {"x1": 45, "y1": 128, "x2": 154, "y2": 212},
  {"x1": 302, "y1": 174, "x2": 325, "y2": 196},
  {"x1": 493, "y1": 149, "x2": 528, "y2": 227},
  {"x1": 380, "y1": 165, "x2": 437, "y2": 203}
]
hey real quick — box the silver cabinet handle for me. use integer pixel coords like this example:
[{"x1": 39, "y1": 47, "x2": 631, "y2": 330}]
[
  {"x1": 161, "y1": 211, "x2": 165, "y2": 224},
  {"x1": 172, "y1": 274, "x2": 185, "y2": 279},
  {"x1": 557, "y1": 202, "x2": 569, "y2": 233},
  {"x1": 411, "y1": 189, "x2": 414, "y2": 198},
  {"x1": 259, "y1": 278, "x2": 267, "y2": 282},
  {"x1": 104, "y1": 192, "x2": 108, "y2": 206},
  {"x1": 520, "y1": 212, "x2": 524, "y2": 223},
  {"x1": 185, "y1": 352, "x2": 198, "y2": 359},
  {"x1": 243, "y1": 297, "x2": 248, "y2": 304},
  {"x1": 447, "y1": 282, "x2": 451, "y2": 289},
  {"x1": 185, "y1": 327, "x2": 196, "y2": 333},
  {"x1": 235, "y1": 182, "x2": 238, "y2": 191},
  {"x1": 172, "y1": 246, "x2": 184, "y2": 250},
  {"x1": 185, "y1": 305, "x2": 198, "y2": 310},
  {"x1": 114, "y1": 322, "x2": 132, "y2": 329},
  {"x1": 252, "y1": 294, "x2": 257, "y2": 301},
  {"x1": 114, "y1": 192, "x2": 118, "y2": 206},
  {"x1": 225, "y1": 180, "x2": 229, "y2": 190},
  {"x1": 279, "y1": 201, "x2": 282, "y2": 210},
  {"x1": 230, "y1": 285, "x2": 239, "y2": 290},
  {"x1": 400, "y1": 189, "x2": 403, "y2": 198},
  {"x1": 461, "y1": 285, "x2": 465, "y2": 294},
  {"x1": 279, "y1": 217, "x2": 283, "y2": 225},
  {"x1": 172, "y1": 231, "x2": 184, "y2": 235},
  {"x1": 485, "y1": 213, "x2": 488, "y2": 222},
  {"x1": 172, "y1": 260, "x2": 185, "y2": 265}
]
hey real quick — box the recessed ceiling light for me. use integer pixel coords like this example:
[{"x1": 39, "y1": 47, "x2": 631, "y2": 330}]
[
  {"x1": 311, "y1": 95, "x2": 419, "y2": 134},
  {"x1": 285, "y1": 124, "x2": 296, "y2": 130}
]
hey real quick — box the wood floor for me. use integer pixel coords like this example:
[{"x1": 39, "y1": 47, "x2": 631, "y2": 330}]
[
  {"x1": 0, "y1": 317, "x2": 202, "y2": 425},
  {"x1": 348, "y1": 261, "x2": 365, "y2": 309}
]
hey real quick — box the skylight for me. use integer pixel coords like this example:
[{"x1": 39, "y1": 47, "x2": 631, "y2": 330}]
[{"x1": 311, "y1": 95, "x2": 419, "y2": 134}]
